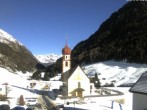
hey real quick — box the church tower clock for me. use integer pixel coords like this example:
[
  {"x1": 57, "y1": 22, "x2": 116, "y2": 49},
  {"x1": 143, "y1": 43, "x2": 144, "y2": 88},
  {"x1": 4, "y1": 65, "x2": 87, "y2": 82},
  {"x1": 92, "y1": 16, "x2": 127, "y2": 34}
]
[{"x1": 62, "y1": 41, "x2": 71, "y2": 73}]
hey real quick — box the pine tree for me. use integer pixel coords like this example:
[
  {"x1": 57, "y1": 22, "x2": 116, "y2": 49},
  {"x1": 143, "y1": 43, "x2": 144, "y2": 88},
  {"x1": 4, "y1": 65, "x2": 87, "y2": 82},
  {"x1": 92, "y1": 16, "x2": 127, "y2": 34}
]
[{"x1": 94, "y1": 73, "x2": 101, "y2": 88}]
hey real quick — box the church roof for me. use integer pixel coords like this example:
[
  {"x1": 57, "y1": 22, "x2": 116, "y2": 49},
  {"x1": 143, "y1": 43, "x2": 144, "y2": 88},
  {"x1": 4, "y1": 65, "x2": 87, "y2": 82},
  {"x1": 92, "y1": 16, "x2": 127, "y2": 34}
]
[
  {"x1": 62, "y1": 66, "x2": 78, "y2": 82},
  {"x1": 70, "y1": 88, "x2": 85, "y2": 94},
  {"x1": 62, "y1": 65, "x2": 89, "y2": 82},
  {"x1": 73, "y1": 88, "x2": 85, "y2": 92},
  {"x1": 62, "y1": 44, "x2": 71, "y2": 55},
  {"x1": 129, "y1": 71, "x2": 147, "y2": 95}
]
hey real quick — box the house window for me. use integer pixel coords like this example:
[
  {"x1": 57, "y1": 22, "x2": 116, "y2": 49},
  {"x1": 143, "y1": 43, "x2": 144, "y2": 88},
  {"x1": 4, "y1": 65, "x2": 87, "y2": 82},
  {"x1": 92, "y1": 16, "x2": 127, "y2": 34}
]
[
  {"x1": 90, "y1": 85, "x2": 92, "y2": 89},
  {"x1": 65, "y1": 61, "x2": 68, "y2": 67}
]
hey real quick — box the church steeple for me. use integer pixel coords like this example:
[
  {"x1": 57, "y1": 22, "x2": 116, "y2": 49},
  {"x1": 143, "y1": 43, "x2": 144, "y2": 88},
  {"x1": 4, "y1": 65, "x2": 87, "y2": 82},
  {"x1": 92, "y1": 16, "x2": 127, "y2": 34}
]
[{"x1": 62, "y1": 37, "x2": 71, "y2": 73}]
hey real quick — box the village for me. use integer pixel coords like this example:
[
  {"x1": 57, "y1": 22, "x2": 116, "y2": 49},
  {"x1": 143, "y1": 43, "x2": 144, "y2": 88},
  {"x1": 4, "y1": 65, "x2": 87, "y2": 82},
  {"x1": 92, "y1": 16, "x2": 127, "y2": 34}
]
[
  {"x1": 0, "y1": 73, "x2": 131, "y2": 110},
  {"x1": 1, "y1": 1, "x2": 147, "y2": 110},
  {"x1": 0, "y1": 43, "x2": 137, "y2": 110}
]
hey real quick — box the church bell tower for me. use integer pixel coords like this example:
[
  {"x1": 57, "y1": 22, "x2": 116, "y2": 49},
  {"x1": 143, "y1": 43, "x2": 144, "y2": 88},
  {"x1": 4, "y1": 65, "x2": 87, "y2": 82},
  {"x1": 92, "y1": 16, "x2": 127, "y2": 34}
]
[{"x1": 62, "y1": 40, "x2": 71, "y2": 73}]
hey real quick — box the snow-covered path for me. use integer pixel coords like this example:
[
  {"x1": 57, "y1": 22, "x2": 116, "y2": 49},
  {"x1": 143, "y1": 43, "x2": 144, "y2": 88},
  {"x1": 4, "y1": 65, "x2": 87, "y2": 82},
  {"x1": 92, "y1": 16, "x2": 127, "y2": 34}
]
[
  {"x1": 64, "y1": 96, "x2": 131, "y2": 110},
  {"x1": 63, "y1": 88, "x2": 132, "y2": 110}
]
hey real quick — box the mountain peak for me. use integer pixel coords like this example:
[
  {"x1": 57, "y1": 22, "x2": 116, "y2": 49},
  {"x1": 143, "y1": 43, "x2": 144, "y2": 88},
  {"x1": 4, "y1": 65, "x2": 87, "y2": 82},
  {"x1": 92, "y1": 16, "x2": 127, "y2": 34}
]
[
  {"x1": 0, "y1": 29, "x2": 22, "y2": 45},
  {"x1": 35, "y1": 54, "x2": 62, "y2": 64},
  {"x1": 0, "y1": 29, "x2": 38, "y2": 73}
]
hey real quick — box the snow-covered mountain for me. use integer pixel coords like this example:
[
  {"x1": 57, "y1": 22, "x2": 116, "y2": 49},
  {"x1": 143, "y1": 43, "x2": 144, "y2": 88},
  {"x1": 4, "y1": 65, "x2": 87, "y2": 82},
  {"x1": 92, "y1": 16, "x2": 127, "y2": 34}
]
[
  {"x1": 83, "y1": 61, "x2": 147, "y2": 86},
  {"x1": 0, "y1": 29, "x2": 146, "y2": 87},
  {"x1": 0, "y1": 29, "x2": 38, "y2": 72},
  {"x1": 0, "y1": 29, "x2": 22, "y2": 45},
  {"x1": 35, "y1": 54, "x2": 62, "y2": 64}
]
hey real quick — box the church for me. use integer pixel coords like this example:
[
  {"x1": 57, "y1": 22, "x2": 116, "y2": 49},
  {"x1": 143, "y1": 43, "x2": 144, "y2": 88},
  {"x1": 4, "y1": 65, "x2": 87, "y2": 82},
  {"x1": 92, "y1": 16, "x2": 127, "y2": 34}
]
[{"x1": 61, "y1": 42, "x2": 90, "y2": 98}]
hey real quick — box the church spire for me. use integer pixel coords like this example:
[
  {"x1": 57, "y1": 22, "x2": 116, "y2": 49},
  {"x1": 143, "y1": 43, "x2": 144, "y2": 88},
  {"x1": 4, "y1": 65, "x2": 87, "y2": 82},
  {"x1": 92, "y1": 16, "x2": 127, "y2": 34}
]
[
  {"x1": 66, "y1": 35, "x2": 68, "y2": 46},
  {"x1": 62, "y1": 35, "x2": 71, "y2": 55},
  {"x1": 62, "y1": 35, "x2": 71, "y2": 73}
]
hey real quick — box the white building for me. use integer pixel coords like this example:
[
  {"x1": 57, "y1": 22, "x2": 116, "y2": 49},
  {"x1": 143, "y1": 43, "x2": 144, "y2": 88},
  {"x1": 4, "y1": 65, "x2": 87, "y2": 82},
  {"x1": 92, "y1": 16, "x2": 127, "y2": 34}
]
[
  {"x1": 61, "y1": 42, "x2": 90, "y2": 97},
  {"x1": 129, "y1": 71, "x2": 147, "y2": 110},
  {"x1": 62, "y1": 42, "x2": 71, "y2": 73}
]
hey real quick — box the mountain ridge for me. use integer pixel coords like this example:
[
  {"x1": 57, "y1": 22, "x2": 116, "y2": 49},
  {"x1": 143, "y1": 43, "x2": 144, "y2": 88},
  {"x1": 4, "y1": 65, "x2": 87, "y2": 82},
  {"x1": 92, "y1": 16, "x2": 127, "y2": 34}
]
[
  {"x1": 71, "y1": 2, "x2": 147, "y2": 66},
  {"x1": 0, "y1": 29, "x2": 38, "y2": 73},
  {"x1": 46, "y1": 2, "x2": 147, "y2": 76},
  {"x1": 35, "y1": 54, "x2": 61, "y2": 64}
]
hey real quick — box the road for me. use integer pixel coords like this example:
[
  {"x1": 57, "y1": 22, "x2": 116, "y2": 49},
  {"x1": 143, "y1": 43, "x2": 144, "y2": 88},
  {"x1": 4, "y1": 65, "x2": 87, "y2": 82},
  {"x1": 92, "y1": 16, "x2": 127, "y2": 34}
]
[
  {"x1": 26, "y1": 89, "x2": 58, "y2": 110},
  {"x1": 35, "y1": 89, "x2": 58, "y2": 110},
  {"x1": 39, "y1": 95, "x2": 58, "y2": 110}
]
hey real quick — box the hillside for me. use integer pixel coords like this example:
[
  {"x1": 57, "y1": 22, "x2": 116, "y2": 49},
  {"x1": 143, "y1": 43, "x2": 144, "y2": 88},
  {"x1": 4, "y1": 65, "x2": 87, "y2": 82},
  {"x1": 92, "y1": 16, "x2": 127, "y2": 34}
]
[
  {"x1": 72, "y1": 2, "x2": 147, "y2": 66},
  {"x1": 84, "y1": 60, "x2": 147, "y2": 87},
  {"x1": 46, "y1": 2, "x2": 147, "y2": 74},
  {"x1": 0, "y1": 29, "x2": 38, "y2": 73}
]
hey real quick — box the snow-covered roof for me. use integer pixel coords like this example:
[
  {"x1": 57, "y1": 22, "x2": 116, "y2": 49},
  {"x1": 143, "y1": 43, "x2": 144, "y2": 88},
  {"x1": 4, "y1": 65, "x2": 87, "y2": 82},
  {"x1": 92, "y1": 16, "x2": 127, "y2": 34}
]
[{"x1": 129, "y1": 71, "x2": 147, "y2": 94}]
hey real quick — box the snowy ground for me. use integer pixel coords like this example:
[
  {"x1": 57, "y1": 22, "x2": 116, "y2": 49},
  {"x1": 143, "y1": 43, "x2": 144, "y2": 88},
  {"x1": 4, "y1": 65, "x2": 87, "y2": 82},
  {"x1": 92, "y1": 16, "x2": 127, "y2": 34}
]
[
  {"x1": 62, "y1": 87, "x2": 132, "y2": 110},
  {"x1": 1, "y1": 61, "x2": 147, "y2": 109},
  {"x1": 83, "y1": 61, "x2": 147, "y2": 86}
]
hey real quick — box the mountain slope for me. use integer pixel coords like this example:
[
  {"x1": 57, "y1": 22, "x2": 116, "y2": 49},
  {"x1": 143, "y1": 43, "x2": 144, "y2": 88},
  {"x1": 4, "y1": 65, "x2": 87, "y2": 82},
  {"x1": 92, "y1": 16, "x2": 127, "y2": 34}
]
[
  {"x1": 0, "y1": 29, "x2": 38, "y2": 73},
  {"x1": 72, "y1": 2, "x2": 147, "y2": 66},
  {"x1": 83, "y1": 60, "x2": 147, "y2": 86}
]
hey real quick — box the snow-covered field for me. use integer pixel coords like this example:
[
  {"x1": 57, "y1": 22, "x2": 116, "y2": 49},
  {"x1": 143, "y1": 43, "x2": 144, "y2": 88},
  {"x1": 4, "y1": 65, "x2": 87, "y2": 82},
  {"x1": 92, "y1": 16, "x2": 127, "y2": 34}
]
[
  {"x1": 0, "y1": 60, "x2": 147, "y2": 110},
  {"x1": 54, "y1": 87, "x2": 132, "y2": 110},
  {"x1": 84, "y1": 61, "x2": 147, "y2": 86}
]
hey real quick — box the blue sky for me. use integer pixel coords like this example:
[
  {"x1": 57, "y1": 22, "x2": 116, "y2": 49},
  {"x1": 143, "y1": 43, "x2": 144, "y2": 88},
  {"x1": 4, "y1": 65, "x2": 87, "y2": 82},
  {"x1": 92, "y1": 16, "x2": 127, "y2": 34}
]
[{"x1": 0, "y1": 0, "x2": 127, "y2": 55}]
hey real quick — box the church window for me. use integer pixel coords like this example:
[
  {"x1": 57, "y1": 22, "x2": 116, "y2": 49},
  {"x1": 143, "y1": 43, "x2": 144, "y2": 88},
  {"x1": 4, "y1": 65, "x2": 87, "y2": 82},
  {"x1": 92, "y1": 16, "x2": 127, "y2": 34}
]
[
  {"x1": 65, "y1": 61, "x2": 68, "y2": 67},
  {"x1": 66, "y1": 56, "x2": 67, "y2": 59},
  {"x1": 78, "y1": 82, "x2": 81, "y2": 88}
]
